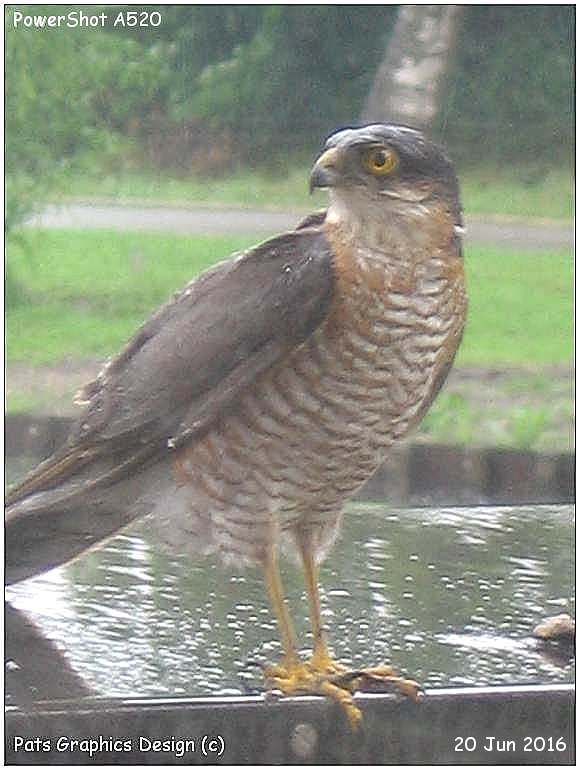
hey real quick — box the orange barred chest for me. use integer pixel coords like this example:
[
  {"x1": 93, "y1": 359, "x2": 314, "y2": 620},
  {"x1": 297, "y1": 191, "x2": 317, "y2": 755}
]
[{"x1": 176, "y1": 249, "x2": 465, "y2": 522}]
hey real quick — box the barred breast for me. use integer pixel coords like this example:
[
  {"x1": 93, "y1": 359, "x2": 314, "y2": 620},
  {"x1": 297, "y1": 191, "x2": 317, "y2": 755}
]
[{"x1": 171, "y1": 230, "x2": 466, "y2": 565}]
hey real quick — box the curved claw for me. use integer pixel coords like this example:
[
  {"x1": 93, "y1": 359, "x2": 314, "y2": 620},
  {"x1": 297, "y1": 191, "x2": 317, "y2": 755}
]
[
  {"x1": 318, "y1": 680, "x2": 363, "y2": 729},
  {"x1": 333, "y1": 664, "x2": 423, "y2": 701},
  {"x1": 264, "y1": 656, "x2": 422, "y2": 729}
]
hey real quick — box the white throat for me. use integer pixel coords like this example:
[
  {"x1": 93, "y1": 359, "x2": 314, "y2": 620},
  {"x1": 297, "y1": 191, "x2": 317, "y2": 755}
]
[{"x1": 326, "y1": 188, "x2": 442, "y2": 254}]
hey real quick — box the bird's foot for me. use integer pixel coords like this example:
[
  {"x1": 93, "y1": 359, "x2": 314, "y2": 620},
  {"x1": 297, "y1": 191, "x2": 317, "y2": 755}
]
[
  {"x1": 332, "y1": 663, "x2": 423, "y2": 699},
  {"x1": 265, "y1": 655, "x2": 421, "y2": 728},
  {"x1": 265, "y1": 655, "x2": 362, "y2": 727}
]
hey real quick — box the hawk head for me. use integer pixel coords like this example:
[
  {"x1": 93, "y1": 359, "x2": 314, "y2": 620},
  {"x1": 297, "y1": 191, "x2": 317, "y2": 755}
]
[{"x1": 310, "y1": 124, "x2": 462, "y2": 229}]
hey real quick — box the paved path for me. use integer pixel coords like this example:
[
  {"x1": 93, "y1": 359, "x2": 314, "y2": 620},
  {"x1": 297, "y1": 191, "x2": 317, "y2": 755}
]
[{"x1": 27, "y1": 203, "x2": 573, "y2": 250}]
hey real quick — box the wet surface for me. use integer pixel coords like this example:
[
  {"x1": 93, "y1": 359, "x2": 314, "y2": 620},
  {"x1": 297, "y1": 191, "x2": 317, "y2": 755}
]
[{"x1": 6, "y1": 503, "x2": 574, "y2": 702}]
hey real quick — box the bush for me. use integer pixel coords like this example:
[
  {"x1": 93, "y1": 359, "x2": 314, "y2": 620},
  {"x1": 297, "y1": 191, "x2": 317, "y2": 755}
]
[
  {"x1": 5, "y1": 6, "x2": 172, "y2": 301},
  {"x1": 178, "y1": 6, "x2": 396, "y2": 162},
  {"x1": 166, "y1": 5, "x2": 573, "y2": 166},
  {"x1": 438, "y1": 6, "x2": 574, "y2": 166},
  {"x1": 5, "y1": 9, "x2": 172, "y2": 230}
]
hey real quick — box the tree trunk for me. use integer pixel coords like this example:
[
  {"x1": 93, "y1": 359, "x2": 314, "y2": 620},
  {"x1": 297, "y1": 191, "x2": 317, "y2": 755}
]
[{"x1": 361, "y1": 5, "x2": 463, "y2": 130}]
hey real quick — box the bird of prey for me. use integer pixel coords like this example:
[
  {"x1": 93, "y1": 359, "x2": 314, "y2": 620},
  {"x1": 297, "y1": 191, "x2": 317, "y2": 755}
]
[{"x1": 6, "y1": 124, "x2": 467, "y2": 725}]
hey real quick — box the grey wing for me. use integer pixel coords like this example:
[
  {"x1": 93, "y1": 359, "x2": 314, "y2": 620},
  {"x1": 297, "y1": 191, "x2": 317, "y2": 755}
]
[{"x1": 6, "y1": 225, "x2": 335, "y2": 505}]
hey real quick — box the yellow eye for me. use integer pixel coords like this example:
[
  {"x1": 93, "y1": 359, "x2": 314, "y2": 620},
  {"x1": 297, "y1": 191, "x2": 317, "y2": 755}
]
[{"x1": 364, "y1": 146, "x2": 398, "y2": 176}]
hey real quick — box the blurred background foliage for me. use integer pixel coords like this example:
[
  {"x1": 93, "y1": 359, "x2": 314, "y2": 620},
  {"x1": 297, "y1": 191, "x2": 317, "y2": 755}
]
[
  {"x1": 5, "y1": 5, "x2": 172, "y2": 229},
  {"x1": 438, "y1": 5, "x2": 575, "y2": 166},
  {"x1": 6, "y1": 5, "x2": 574, "y2": 199},
  {"x1": 121, "y1": 5, "x2": 574, "y2": 166},
  {"x1": 173, "y1": 5, "x2": 396, "y2": 163},
  {"x1": 5, "y1": 5, "x2": 574, "y2": 450}
]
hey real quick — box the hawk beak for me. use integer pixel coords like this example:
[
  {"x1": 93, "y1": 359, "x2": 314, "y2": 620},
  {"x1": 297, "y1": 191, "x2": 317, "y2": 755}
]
[{"x1": 309, "y1": 147, "x2": 341, "y2": 193}]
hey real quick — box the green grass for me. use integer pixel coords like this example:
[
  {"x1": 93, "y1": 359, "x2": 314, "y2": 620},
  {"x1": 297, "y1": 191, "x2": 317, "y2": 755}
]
[
  {"x1": 457, "y1": 244, "x2": 573, "y2": 365},
  {"x1": 55, "y1": 166, "x2": 324, "y2": 211},
  {"x1": 7, "y1": 229, "x2": 573, "y2": 366},
  {"x1": 460, "y1": 166, "x2": 573, "y2": 222},
  {"x1": 7, "y1": 228, "x2": 573, "y2": 450},
  {"x1": 420, "y1": 384, "x2": 573, "y2": 453},
  {"x1": 7, "y1": 229, "x2": 256, "y2": 363},
  {"x1": 55, "y1": 164, "x2": 574, "y2": 221}
]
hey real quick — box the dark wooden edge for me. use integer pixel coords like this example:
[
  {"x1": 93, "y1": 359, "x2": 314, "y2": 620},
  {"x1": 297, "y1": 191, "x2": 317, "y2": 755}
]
[{"x1": 5, "y1": 684, "x2": 575, "y2": 765}]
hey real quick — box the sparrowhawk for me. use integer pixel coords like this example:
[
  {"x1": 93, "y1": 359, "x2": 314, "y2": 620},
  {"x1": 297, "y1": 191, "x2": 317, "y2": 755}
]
[{"x1": 6, "y1": 124, "x2": 467, "y2": 725}]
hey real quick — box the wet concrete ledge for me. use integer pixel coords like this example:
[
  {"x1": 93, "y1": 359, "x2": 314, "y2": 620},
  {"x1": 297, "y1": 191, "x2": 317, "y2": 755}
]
[
  {"x1": 5, "y1": 685, "x2": 574, "y2": 765},
  {"x1": 6, "y1": 415, "x2": 575, "y2": 506}
]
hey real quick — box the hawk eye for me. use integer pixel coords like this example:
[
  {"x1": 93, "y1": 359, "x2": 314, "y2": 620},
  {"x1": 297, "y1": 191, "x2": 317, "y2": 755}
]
[{"x1": 364, "y1": 146, "x2": 398, "y2": 176}]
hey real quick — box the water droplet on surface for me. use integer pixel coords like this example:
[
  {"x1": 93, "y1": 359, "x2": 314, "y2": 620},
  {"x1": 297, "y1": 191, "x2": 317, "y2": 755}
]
[{"x1": 4, "y1": 502, "x2": 573, "y2": 697}]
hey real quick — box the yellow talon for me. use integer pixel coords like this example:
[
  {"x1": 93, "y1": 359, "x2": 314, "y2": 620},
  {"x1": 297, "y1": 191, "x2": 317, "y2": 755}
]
[
  {"x1": 307, "y1": 640, "x2": 347, "y2": 676},
  {"x1": 264, "y1": 652, "x2": 420, "y2": 729},
  {"x1": 262, "y1": 544, "x2": 422, "y2": 729},
  {"x1": 264, "y1": 655, "x2": 362, "y2": 728},
  {"x1": 319, "y1": 680, "x2": 363, "y2": 729}
]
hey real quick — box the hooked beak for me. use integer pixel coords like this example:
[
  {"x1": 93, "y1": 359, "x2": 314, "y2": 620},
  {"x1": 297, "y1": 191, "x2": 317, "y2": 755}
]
[{"x1": 309, "y1": 147, "x2": 341, "y2": 193}]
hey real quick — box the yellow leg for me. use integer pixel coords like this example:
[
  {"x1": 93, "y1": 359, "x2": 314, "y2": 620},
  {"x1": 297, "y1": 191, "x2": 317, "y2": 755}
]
[
  {"x1": 262, "y1": 545, "x2": 361, "y2": 727},
  {"x1": 299, "y1": 538, "x2": 343, "y2": 672},
  {"x1": 263, "y1": 548, "x2": 299, "y2": 666},
  {"x1": 262, "y1": 538, "x2": 422, "y2": 729}
]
